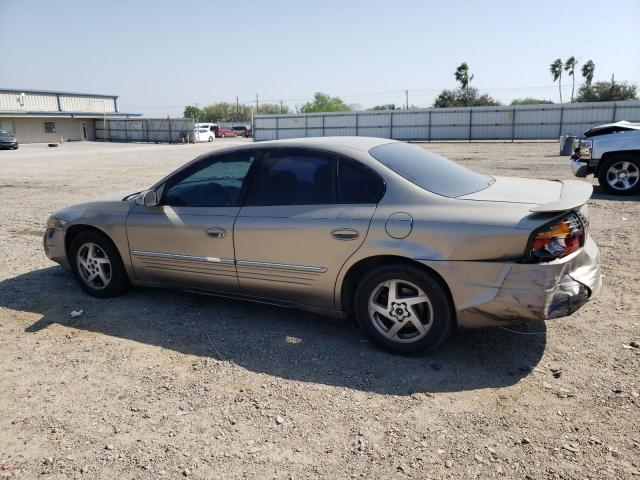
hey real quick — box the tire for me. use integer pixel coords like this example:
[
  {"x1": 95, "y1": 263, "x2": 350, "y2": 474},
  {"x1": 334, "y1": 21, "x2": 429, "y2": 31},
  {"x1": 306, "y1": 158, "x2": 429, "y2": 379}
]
[
  {"x1": 597, "y1": 154, "x2": 640, "y2": 195},
  {"x1": 354, "y1": 264, "x2": 454, "y2": 355},
  {"x1": 69, "y1": 230, "x2": 130, "y2": 298},
  {"x1": 208, "y1": 136, "x2": 214, "y2": 142}
]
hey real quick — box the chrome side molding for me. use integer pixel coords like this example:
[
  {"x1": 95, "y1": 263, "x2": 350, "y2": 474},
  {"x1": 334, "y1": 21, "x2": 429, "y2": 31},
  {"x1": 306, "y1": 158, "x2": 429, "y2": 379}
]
[
  {"x1": 236, "y1": 259, "x2": 327, "y2": 273},
  {"x1": 131, "y1": 250, "x2": 235, "y2": 265},
  {"x1": 131, "y1": 250, "x2": 326, "y2": 272}
]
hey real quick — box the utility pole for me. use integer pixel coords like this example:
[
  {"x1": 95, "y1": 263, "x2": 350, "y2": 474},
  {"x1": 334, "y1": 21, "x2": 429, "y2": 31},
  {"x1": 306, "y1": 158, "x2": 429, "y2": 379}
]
[
  {"x1": 405, "y1": 89, "x2": 409, "y2": 110},
  {"x1": 255, "y1": 93, "x2": 259, "y2": 114},
  {"x1": 236, "y1": 97, "x2": 239, "y2": 122},
  {"x1": 280, "y1": 99, "x2": 283, "y2": 114},
  {"x1": 194, "y1": 102, "x2": 200, "y2": 126}
]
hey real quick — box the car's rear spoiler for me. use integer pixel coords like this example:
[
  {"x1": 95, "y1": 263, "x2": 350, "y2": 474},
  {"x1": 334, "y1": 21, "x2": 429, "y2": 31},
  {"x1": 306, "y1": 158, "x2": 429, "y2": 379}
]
[{"x1": 529, "y1": 180, "x2": 593, "y2": 213}]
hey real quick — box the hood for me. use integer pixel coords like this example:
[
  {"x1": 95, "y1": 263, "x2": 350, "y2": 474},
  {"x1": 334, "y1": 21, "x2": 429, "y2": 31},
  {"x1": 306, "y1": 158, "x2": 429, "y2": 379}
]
[
  {"x1": 52, "y1": 191, "x2": 136, "y2": 219},
  {"x1": 458, "y1": 176, "x2": 592, "y2": 213},
  {"x1": 584, "y1": 120, "x2": 640, "y2": 137}
]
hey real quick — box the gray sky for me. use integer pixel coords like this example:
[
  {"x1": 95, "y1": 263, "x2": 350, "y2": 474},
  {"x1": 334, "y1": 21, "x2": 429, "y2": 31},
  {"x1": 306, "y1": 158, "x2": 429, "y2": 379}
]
[{"x1": 1, "y1": 0, "x2": 639, "y2": 116}]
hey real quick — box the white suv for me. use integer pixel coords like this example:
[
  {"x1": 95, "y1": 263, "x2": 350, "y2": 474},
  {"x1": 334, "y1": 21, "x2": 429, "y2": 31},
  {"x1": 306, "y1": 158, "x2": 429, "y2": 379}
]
[
  {"x1": 572, "y1": 121, "x2": 640, "y2": 195},
  {"x1": 194, "y1": 123, "x2": 217, "y2": 142}
]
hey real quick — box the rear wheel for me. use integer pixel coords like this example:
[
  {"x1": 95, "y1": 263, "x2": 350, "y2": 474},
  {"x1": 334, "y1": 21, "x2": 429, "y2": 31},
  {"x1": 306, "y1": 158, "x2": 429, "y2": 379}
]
[
  {"x1": 598, "y1": 154, "x2": 640, "y2": 195},
  {"x1": 208, "y1": 136, "x2": 214, "y2": 142},
  {"x1": 354, "y1": 264, "x2": 454, "y2": 355},
  {"x1": 70, "y1": 231, "x2": 130, "y2": 298}
]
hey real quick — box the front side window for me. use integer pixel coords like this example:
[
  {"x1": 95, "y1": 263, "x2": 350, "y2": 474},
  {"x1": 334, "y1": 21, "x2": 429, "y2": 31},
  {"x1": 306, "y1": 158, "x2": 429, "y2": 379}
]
[
  {"x1": 163, "y1": 151, "x2": 255, "y2": 207},
  {"x1": 44, "y1": 121, "x2": 56, "y2": 133},
  {"x1": 249, "y1": 150, "x2": 336, "y2": 205},
  {"x1": 369, "y1": 142, "x2": 493, "y2": 197}
]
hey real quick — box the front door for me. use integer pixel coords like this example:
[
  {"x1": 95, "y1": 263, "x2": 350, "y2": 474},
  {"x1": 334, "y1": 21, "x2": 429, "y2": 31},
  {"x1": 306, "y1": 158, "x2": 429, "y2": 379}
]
[
  {"x1": 234, "y1": 148, "x2": 384, "y2": 309},
  {"x1": 126, "y1": 149, "x2": 258, "y2": 292}
]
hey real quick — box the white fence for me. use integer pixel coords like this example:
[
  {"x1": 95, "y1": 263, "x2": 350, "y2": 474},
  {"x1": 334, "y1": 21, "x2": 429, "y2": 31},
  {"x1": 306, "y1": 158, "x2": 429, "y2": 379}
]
[
  {"x1": 253, "y1": 101, "x2": 640, "y2": 141},
  {"x1": 96, "y1": 118, "x2": 194, "y2": 143}
]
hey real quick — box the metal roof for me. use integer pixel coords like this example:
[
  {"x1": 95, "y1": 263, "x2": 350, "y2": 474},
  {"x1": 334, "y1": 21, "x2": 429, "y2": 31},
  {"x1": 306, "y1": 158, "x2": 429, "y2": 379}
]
[
  {"x1": 0, "y1": 111, "x2": 142, "y2": 118},
  {"x1": 0, "y1": 88, "x2": 118, "y2": 98}
]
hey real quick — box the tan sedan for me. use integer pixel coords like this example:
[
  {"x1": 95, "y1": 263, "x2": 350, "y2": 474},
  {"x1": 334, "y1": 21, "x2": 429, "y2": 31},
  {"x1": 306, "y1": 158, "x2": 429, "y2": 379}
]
[{"x1": 44, "y1": 137, "x2": 601, "y2": 355}]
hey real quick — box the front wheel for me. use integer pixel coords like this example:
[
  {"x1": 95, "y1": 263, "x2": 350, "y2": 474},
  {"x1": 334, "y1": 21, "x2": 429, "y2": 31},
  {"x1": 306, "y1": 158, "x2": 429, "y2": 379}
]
[
  {"x1": 598, "y1": 154, "x2": 640, "y2": 195},
  {"x1": 208, "y1": 136, "x2": 214, "y2": 142},
  {"x1": 70, "y1": 231, "x2": 130, "y2": 298},
  {"x1": 354, "y1": 264, "x2": 453, "y2": 355}
]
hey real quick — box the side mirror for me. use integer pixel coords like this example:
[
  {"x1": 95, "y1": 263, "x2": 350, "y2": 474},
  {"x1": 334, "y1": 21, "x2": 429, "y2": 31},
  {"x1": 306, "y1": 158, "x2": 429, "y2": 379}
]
[{"x1": 136, "y1": 190, "x2": 158, "y2": 207}]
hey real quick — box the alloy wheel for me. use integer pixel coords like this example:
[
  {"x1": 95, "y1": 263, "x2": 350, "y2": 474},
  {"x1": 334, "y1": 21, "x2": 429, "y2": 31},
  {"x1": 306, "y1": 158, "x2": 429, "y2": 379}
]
[
  {"x1": 76, "y1": 242, "x2": 112, "y2": 289},
  {"x1": 606, "y1": 161, "x2": 639, "y2": 191},
  {"x1": 368, "y1": 279, "x2": 433, "y2": 343}
]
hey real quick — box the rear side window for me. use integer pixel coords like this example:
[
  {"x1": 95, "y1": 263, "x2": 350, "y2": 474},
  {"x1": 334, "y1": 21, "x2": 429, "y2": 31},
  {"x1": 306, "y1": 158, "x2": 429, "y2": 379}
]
[
  {"x1": 249, "y1": 150, "x2": 336, "y2": 205},
  {"x1": 337, "y1": 158, "x2": 384, "y2": 203},
  {"x1": 369, "y1": 142, "x2": 493, "y2": 197}
]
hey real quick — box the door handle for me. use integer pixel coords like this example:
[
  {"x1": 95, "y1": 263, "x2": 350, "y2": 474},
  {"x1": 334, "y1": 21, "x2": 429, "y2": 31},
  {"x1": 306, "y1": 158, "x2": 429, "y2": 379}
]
[
  {"x1": 331, "y1": 228, "x2": 360, "y2": 241},
  {"x1": 205, "y1": 227, "x2": 227, "y2": 238}
]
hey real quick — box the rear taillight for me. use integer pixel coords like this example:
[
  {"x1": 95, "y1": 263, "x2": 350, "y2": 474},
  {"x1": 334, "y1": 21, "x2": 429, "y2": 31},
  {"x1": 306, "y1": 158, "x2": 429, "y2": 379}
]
[{"x1": 527, "y1": 213, "x2": 585, "y2": 262}]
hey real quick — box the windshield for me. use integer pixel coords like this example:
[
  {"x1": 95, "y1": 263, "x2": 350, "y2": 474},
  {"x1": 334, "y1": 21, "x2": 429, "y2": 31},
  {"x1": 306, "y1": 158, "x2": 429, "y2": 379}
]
[
  {"x1": 369, "y1": 142, "x2": 494, "y2": 197},
  {"x1": 0, "y1": 132, "x2": 14, "y2": 139}
]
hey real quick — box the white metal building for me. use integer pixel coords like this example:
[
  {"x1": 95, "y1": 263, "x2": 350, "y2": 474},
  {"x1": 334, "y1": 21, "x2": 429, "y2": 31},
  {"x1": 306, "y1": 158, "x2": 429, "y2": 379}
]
[{"x1": 0, "y1": 88, "x2": 141, "y2": 143}]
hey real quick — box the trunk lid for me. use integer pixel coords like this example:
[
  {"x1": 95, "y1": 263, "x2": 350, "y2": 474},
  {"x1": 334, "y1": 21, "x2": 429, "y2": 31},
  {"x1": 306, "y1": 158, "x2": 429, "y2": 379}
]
[{"x1": 458, "y1": 176, "x2": 592, "y2": 212}]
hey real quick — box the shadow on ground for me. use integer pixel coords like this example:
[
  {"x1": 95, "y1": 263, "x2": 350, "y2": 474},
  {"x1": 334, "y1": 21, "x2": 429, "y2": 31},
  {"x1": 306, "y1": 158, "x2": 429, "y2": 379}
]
[
  {"x1": 591, "y1": 185, "x2": 640, "y2": 201},
  {"x1": 1, "y1": 266, "x2": 547, "y2": 395}
]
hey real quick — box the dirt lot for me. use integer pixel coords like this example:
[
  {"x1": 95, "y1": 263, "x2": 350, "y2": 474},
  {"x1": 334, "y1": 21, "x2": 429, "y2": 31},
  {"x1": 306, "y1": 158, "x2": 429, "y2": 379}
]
[{"x1": 1, "y1": 139, "x2": 639, "y2": 479}]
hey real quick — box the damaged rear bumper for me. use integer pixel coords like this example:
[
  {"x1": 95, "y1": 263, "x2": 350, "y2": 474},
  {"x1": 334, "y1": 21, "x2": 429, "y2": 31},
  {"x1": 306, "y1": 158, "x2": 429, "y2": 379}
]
[{"x1": 421, "y1": 235, "x2": 602, "y2": 328}]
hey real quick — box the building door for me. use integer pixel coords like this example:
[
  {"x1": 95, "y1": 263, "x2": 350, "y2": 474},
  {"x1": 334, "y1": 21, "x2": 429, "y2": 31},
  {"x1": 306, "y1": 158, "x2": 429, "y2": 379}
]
[{"x1": 0, "y1": 120, "x2": 15, "y2": 133}]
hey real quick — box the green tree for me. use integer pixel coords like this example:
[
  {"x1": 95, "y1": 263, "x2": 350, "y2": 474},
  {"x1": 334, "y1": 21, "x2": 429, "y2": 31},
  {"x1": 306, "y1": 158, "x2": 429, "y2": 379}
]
[
  {"x1": 257, "y1": 103, "x2": 290, "y2": 115},
  {"x1": 576, "y1": 81, "x2": 638, "y2": 102},
  {"x1": 433, "y1": 87, "x2": 500, "y2": 108},
  {"x1": 454, "y1": 62, "x2": 474, "y2": 105},
  {"x1": 550, "y1": 58, "x2": 564, "y2": 103},
  {"x1": 183, "y1": 105, "x2": 201, "y2": 120},
  {"x1": 368, "y1": 104, "x2": 397, "y2": 111},
  {"x1": 581, "y1": 60, "x2": 595, "y2": 87},
  {"x1": 510, "y1": 98, "x2": 554, "y2": 105},
  {"x1": 564, "y1": 56, "x2": 578, "y2": 102},
  {"x1": 300, "y1": 92, "x2": 351, "y2": 113}
]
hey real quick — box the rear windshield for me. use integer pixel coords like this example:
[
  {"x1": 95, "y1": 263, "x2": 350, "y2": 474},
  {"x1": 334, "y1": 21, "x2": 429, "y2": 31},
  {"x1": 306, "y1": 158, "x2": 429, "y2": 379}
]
[{"x1": 369, "y1": 142, "x2": 494, "y2": 197}]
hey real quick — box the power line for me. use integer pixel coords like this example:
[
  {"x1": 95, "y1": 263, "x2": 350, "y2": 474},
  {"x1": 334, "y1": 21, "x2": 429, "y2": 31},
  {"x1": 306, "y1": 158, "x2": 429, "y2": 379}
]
[{"x1": 122, "y1": 80, "x2": 640, "y2": 112}]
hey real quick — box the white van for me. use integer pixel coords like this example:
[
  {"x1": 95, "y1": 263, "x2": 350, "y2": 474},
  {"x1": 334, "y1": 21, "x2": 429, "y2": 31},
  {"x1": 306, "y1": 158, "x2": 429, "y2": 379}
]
[{"x1": 195, "y1": 123, "x2": 217, "y2": 142}]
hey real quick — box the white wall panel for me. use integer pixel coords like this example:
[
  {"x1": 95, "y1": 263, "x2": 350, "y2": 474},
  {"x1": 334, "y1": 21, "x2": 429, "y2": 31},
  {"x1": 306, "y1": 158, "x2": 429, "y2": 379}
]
[{"x1": 254, "y1": 101, "x2": 640, "y2": 141}]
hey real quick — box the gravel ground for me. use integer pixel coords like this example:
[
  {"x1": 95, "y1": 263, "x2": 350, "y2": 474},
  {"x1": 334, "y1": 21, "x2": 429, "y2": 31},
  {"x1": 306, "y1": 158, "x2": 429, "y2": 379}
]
[{"x1": 0, "y1": 139, "x2": 639, "y2": 479}]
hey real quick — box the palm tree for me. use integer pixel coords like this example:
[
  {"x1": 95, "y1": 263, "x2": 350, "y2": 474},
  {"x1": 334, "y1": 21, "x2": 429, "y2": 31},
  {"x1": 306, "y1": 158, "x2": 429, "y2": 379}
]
[
  {"x1": 550, "y1": 58, "x2": 564, "y2": 103},
  {"x1": 582, "y1": 60, "x2": 595, "y2": 87},
  {"x1": 564, "y1": 56, "x2": 578, "y2": 102},
  {"x1": 454, "y1": 63, "x2": 474, "y2": 105}
]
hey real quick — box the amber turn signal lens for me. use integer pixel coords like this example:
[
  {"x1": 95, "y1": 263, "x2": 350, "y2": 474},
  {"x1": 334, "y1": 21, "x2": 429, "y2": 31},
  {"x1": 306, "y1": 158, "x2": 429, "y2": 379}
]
[{"x1": 529, "y1": 213, "x2": 585, "y2": 262}]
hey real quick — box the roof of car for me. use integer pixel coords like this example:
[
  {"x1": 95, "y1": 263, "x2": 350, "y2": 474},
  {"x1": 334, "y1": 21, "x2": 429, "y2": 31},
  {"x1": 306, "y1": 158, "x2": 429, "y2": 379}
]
[{"x1": 253, "y1": 136, "x2": 397, "y2": 151}]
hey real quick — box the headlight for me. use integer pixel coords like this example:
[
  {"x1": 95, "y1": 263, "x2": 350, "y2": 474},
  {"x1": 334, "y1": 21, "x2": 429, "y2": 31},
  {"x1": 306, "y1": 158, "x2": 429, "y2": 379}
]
[
  {"x1": 526, "y1": 213, "x2": 585, "y2": 262},
  {"x1": 46, "y1": 217, "x2": 68, "y2": 230},
  {"x1": 578, "y1": 140, "x2": 592, "y2": 159}
]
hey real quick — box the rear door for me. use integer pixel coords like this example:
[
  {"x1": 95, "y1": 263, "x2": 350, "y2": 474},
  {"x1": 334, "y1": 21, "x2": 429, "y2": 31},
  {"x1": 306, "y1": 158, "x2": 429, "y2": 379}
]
[
  {"x1": 126, "y1": 149, "x2": 259, "y2": 292},
  {"x1": 233, "y1": 148, "x2": 384, "y2": 309}
]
